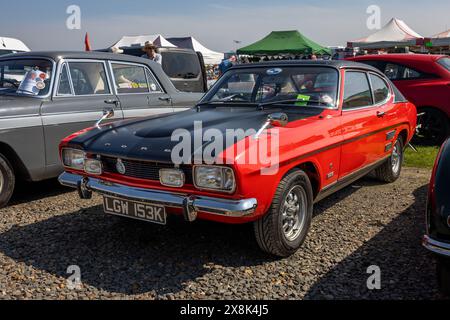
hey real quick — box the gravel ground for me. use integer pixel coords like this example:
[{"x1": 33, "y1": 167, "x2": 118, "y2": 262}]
[{"x1": 0, "y1": 167, "x2": 446, "y2": 300}]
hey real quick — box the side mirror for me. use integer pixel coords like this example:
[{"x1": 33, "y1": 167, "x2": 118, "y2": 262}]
[
  {"x1": 96, "y1": 109, "x2": 115, "y2": 128},
  {"x1": 103, "y1": 109, "x2": 115, "y2": 119},
  {"x1": 255, "y1": 113, "x2": 289, "y2": 139},
  {"x1": 268, "y1": 113, "x2": 288, "y2": 127}
]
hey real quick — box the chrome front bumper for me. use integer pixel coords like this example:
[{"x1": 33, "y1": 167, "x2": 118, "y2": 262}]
[
  {"x1": 58, "y1": 172, "x2": 257, "y2": 222},
  {"x1": 423, "y1": 235, "x2": 450, "y2": 257}
]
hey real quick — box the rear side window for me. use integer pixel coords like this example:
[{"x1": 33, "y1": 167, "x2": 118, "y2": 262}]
[
  {"x1": 57, "y1": 64, "x2": 72, "y2": 95},
  {"x1": 384, "y1": 63, "x2": 429, "y2": 80},
  {"x1": 145, "y1": 69, "x2": 163, "y2": 92},
  {"x1": 68, "y1": 62, "x2": 110, "y2": 95},
  {"x1": 438, "y1": 57, "x2": 450, "y2": 71},
  {"x1": 343, "y1": 72, "x2": 373, "y2": 109},
  {"x1": 161, "y1": 52, "x2": 200, "y2": 79},
  {"x1": 369, "y1": 74, "x2": 390, "y2": 104},
  {"x1": 111, "y1": 63, "x2": 149, "y2": 94}
]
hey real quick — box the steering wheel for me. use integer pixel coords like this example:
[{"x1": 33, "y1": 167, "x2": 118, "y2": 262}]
[
  {"x1": 229, "y1": 93, "x2": 249, "y2": 101},
  {"x1": 0, "y1": 79, "x2": 20, "y2": 88}
]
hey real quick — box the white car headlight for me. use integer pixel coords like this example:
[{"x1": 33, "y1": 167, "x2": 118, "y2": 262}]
[
  {"x1": 160, "y1": 168, "x2": 185, "y2": 188},
  {"x1": 194, "y1": 166, "x2": 235, "y2": 192},
  {"x1": 62, "y1": 148, "x2": 85, "y2": 170}
]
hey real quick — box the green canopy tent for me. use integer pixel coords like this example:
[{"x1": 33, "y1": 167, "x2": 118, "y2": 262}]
[{"x1": 237, "y1": 30, "x2": 331, "y2": 56}]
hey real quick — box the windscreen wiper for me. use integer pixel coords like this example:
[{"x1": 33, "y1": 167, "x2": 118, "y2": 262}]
[
  {"x1": 258, "y1": 99, "x2": 333, "y2": 110},
  {"x1": 196, "y1": 94, "x2": 253, "y2": 107}
]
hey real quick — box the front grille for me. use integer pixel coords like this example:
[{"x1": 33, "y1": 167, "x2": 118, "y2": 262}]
[{"x1": 101, "y1": 156, "x2": 193, "y2": 184}]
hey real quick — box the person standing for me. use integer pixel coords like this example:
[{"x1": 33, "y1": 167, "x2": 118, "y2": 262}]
[
  {"x1": 141, "y1": 41, "x2": 162, "y2": 64},
  {"x1": 218, "y1": 55, "x2": 236, "y2": 77}
]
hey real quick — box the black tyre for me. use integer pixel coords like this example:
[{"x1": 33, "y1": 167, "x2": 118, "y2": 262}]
[
  {"x1": 415, "y1": 107, "x2": 450, "y2": 146},
  {"x1": 375, "y1": 137, "x2": 403, "y2": 183},
  {"x1": 437, "y1": 257, "x2": 450, "y2": 297},
  {"x1": 0, "y1": 154, "x2": 15, "y2": 209},
  {"x1": 254, "y1": 169, "x2": 313, "y2": 258}
]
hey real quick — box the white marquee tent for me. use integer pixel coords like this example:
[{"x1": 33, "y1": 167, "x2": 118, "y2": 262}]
[
  {"x1": 110, "y1": 34, "x2": 176, "y2": 49},
  {"x1": 167, "y1": 37, "x2": 224, "y2": 65},
  {"x1": 0, "y1": 37, "x2": 30, "y2": 52},
  {"x1": 431, "y1": 29, "x2": 450, "y2": 46},
  {"x1": 349, "y1": 18, "x2": 423, "y2": 49}
]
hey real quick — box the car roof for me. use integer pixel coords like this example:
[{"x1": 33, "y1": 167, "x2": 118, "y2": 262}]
[
  {"x1": 0, "y1": 51, "x2": 154, "y2": 64},
  {"x1": 350, "y1": 53, "x2": 447, "y2": 63},
  {"x1": 229, "y1": 59, "x2": 383, "y2": 73}
]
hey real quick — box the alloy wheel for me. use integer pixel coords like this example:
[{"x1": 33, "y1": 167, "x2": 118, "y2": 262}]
[
  {"x1": 281, "y1": 185, "x2": 307, "y2": 242},
  {"x1": 391, "y1": 140, "x2": 402, "y2": 175}
]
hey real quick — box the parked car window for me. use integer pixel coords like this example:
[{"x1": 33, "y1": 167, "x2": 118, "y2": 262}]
[
  {"x1": 111, "y1": 63, "x2": 151, "y2": 94},
  {"x1": 437, "y1": 57, "x2": 450, "y2": 71},
  {"x1": 384, "y1": 63, "x2": 425, "y2": 80},
  {"x1": 384, "y1": 63, "x2": 401, "y2": 80},
  {"x1": 369, "y1": 74, "x2": 390, "y2": 104},
  {"x1": 343, "y1": 72, "x2": 373, "y2": 109},
  {"x1": 162, "y1": 52, "x2": 200, "y2": 79},
  {"x1": 57, "y1": 63, "x2": 72, "y2": 95},
  {"x1": 0, "y1": 59, "x2": 53, "y2": 96},
  {"x1": 145, "y1": 69, "x2": 163, "y2": 92},
  {"x1": 68, "y1": 62, "x2": 110, "y2": 96}
]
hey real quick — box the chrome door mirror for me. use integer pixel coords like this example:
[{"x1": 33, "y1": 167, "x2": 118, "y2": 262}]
[
  {"x1": 268, "y1": 113, "x2": 288, "y2": 127},
  {"x1": 255, "y1": 113, "x2": 289, "y2": 139},
  {"x1": 96, "y1": 109, "x2": 115, "y2": 128}
]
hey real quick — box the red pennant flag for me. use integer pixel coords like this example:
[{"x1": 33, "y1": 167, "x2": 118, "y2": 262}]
[{"x1": 84, "y1": 32, "x2": 92, "y2": 52}]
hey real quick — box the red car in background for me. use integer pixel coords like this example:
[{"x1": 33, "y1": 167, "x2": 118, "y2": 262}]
[{"x1": 349, "y1": 54, "x2": 450, "y2": 144}]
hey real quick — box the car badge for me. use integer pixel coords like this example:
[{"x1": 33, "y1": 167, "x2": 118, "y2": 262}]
[
  {"x1": 116, "y1": 159, "x2": 126, "y2": 175},
  {"x1": 266, "y1": 68, "x2": 283, "y2": 75}
]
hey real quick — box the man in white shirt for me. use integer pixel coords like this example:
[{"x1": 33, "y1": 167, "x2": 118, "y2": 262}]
[{"x1": 141, "y1": 41, "x2": 162, "y2": 64}]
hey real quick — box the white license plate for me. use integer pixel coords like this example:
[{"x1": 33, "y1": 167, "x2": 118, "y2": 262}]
[{"x1": 103, "y1": 196, "x2": 167, "y2": 225}]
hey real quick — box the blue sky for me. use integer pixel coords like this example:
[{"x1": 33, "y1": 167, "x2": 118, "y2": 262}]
[{"x1": 2, "y1": 0, "x2": 450, "y2": 52}]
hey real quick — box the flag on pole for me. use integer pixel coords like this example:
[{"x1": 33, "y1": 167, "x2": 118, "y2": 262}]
[{"x1": 84, "y1": 32, "x2": 92, "y2": 51}]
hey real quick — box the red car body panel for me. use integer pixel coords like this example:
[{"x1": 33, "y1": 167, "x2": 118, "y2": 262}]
[
  {"x1": 348, "y1": 54, "x2": 450, "y2": 117},
  {"x1": 60, "y1": 66, "x2": 417, "y2": 224}
]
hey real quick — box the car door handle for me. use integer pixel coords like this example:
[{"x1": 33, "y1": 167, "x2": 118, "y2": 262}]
[
  {"x1": 377, "y1": 111, "x2": 386, "y2": 118},
  {"x1": 104, "y1": 99, "x2": 119, "y2": 106},
  {"x1": 158, "y1": 97, "x2": 172, "y2": 103}
]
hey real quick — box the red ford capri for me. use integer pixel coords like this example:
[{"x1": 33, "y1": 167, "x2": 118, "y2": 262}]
[{"x1": 58, "y1": 61, "x2": 417, "y2": 257}]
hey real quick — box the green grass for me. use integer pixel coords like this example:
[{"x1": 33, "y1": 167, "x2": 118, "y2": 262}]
[{"x1": 404, "y1": 146, "x2": 440, "y2": 169}]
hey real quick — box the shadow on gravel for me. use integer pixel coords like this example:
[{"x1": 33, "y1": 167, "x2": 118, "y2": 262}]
[
  {"x1": 0, "y1": 203, "x2": 264, "y2": 296},
  {"x1": 305, "y1": 184, "x2": 444, "y2": 300},
  {"x1": 9, "y1": 179, "x2": 71, "y2": 206},
  {"x1": 0, "y1": 176, "x2": 433, "y2": 298}
]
